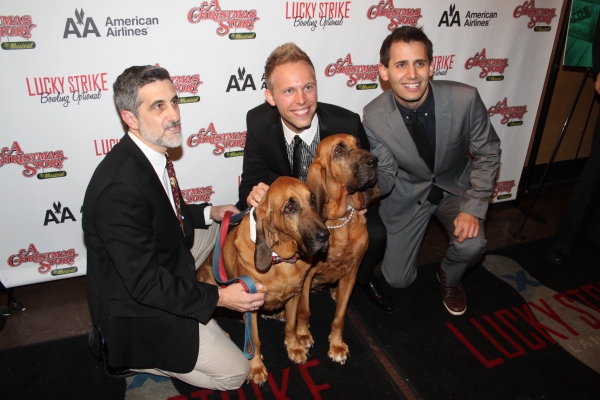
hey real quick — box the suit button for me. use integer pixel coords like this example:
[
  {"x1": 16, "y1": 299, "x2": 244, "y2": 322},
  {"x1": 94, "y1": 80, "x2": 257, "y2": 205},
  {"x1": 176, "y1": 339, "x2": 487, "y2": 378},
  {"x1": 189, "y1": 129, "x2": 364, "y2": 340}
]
[
  {"x1": 188, "y1": 264, "x2": 194, "y2": 271},
  {"x1": 417, "y1": 201, "x2": 422, "y2": 205},
  {"x1": 432, "y1": 177, "x2": 436, "y2": 183}
]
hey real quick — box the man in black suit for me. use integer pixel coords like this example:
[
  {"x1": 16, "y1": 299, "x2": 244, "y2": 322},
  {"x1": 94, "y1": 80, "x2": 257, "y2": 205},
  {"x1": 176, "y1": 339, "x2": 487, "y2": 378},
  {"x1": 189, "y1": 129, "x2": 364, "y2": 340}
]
[
  {"x1": 238, "y1": 43, "x2": 395, "y2": 313},
  {"x1": 548, "y1": 14, "x2": 600, "y2": 263},
  {"x1": 83, "y1": 65, "x2": 265, "y2": 390}
]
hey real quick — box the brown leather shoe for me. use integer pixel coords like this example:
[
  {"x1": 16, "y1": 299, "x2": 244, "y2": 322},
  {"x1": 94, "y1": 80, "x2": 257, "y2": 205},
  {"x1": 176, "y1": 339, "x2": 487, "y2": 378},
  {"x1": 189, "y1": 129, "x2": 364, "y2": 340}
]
[{"x1": 437, "y1": 263, "x2": 466, "y2": 316}]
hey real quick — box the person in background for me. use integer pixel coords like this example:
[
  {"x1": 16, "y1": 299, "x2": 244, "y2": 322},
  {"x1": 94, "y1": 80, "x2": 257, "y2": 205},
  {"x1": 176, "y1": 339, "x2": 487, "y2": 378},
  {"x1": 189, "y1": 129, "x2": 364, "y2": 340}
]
[{"x1": 548, "y1": 13, "x2": 600, "y2": 264}]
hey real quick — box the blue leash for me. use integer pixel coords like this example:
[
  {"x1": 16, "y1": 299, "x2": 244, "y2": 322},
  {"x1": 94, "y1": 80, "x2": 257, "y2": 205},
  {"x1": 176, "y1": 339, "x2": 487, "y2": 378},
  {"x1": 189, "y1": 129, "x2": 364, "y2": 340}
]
[{"x1": 212, "y1": 208, "x2": 257, "y2": 359}]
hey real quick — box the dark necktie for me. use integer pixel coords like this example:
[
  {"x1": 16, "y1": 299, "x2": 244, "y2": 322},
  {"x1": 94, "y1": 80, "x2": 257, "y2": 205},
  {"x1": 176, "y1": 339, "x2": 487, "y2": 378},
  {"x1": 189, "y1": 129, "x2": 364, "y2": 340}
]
[
  {"x1": 165, "y1": 154, "x2": 184, "y2": 233},
  {"x1": 408, "y1": 111, "x2": 434, "y2": 171},
  {"x1": 292, "y1": 135, "x2": 303, "y2": 179},
  {"x1": 408, "y1": 111, "x2": 444, "y2": 205}
]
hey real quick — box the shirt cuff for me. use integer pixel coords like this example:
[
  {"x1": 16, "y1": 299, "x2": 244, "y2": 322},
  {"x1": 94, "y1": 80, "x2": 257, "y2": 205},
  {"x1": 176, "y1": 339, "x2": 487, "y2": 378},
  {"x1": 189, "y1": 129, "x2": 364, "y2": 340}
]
[{"x1": 204, "y1": 206, "x2": 213, "y2": 225}]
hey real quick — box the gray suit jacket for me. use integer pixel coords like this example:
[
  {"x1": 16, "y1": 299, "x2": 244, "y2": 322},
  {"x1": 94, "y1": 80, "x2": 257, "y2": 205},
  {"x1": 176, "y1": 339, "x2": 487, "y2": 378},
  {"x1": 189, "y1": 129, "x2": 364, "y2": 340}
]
[{"x1": 363, "y1": 81, "x2": 501, "y2": 235}]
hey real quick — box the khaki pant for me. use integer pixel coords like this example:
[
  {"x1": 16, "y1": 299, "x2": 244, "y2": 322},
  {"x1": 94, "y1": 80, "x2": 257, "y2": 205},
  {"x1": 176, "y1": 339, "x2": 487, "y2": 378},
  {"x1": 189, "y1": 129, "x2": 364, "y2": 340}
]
[{"x1": 134, "y1": 223, "x2": 249, "y2": 390}]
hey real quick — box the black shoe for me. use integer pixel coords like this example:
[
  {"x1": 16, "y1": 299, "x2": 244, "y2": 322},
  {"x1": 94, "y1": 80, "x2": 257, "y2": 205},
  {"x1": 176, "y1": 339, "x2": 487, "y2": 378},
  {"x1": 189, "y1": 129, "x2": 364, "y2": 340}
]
[
  {"x1": 360, "y1": 277, "x2": 396, "y2": 313},
  {"x1": 548, "y1": 242, "x2": 571, "y2": 265}
]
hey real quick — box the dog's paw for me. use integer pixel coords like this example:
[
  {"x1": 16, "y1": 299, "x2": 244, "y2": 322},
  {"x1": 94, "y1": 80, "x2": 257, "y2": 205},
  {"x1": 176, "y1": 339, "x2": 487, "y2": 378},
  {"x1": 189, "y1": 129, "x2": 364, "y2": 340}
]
[
  {"x1": 286, "y1": 344, "x2": 309, "y2": 364},
  {"x1": 248, "y1": 364, "x2": 268, "y2": 386},
  {"x1": 297, "y1": 331, "x2": 314, "y2": 349},
  {"x1": 328, "y1": 342, "x2": 349, "y2": 365}
]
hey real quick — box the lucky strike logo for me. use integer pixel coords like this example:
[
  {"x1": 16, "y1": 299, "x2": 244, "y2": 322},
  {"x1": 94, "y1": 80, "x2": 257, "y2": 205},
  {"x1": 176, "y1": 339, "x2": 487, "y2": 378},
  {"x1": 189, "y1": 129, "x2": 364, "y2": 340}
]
[
  {"x1": 25, "y1": 72, "x2": 109, "y2": 107},
  {"x1": 188, "y1": 0, "x2": 259, "y2": 39},
  {"x1": 1, "y1": 141, "x2": 68, "y2": 179},
  {"x1": 7, "y1": 243, "x2": 79, "y2": 275},
  {"x1": 366, "y1": 0, "x2": 422, "y2": 31},
  {"x1": 465, "y1": 48, "x2": 509, "y2": 80},
  {"x1": 488, "y1": 97, "x2": 528, "y2": 126},
  {"x1": 514, "y1": 0, "x2": 557, "y2": 30},
  {"x1": 493, "y1": 180, "x2": 516, "y2": 199},
  {"x1": 285, "y1": 1, "x2": 350, "y2": 31},
  {"x1": 433, "y1": 54, "x2": 455, "y2": 76},
  {"x1": 186, "y1": 122, "x2": 246, "y2": 157},
  {"x1": 0, "y1": 15, "x2": 37, "y2": 50},
  {"x1": 94, "y1": 138, "x2": 120, "y2": 156},
  {"x1": 324, "y1": 54, "x2": 378, "y2": 89},
  {"x1": 181, "y1": 186, "x2": 216, "y2": 205}
]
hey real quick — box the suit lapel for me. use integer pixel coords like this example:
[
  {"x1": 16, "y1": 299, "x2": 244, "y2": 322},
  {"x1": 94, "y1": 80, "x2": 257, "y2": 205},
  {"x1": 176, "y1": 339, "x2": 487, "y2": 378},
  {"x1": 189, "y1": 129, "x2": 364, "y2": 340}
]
[
  {"x1": 383, "y1": 91, "x2": 431, "y2": 176},
  {"x1": 120, "y1": 135, "x2": 177, "y2": 218},
  {"x1": 431, "y1": 82, "x2": 452, "y2": 172}
]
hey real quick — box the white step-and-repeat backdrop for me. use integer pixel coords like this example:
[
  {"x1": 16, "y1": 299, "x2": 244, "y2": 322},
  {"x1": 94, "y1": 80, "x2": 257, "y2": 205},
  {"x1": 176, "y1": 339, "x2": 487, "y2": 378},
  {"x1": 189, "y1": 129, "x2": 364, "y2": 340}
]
[{"x1": 0, "y1": 0, "x2": 562, "y2": 287}]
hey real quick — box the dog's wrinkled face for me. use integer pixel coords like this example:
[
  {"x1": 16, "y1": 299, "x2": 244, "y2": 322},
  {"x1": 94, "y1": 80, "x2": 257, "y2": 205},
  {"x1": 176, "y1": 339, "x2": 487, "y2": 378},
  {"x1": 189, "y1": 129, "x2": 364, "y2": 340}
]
[
  {"x1": 306, "y1": 134, "x2": 380, "y2": 219},
  {"x1": 254, "y1": 176, "x2": 330, "y2": 272},
  {"x1": 327, "y1": 135, "x2": 378, "y2": 194}
]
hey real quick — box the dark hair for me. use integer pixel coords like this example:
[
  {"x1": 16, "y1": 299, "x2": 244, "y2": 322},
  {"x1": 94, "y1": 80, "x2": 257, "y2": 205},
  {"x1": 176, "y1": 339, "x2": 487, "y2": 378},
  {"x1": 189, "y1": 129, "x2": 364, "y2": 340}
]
[
  {"x1": 264, "y1": 42, "x2": 315, "y2": 90},
  {"x1": 379, "y1": 26, "x2": 433, "y2": 67},
  {"x1": 113, "y1": 65, "x2": 171, "y2": 116}
]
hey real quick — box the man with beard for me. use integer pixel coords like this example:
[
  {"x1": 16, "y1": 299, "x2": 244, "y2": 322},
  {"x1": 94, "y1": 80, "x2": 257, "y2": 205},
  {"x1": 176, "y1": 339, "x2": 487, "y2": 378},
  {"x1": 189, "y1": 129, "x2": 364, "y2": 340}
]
[
  {"x1": 238, "y1": 42, "x2": 395, "y2": 313},
  {"x1": 363, "y1": 27, "x2": 501, "y2": 315},
  {"x1": 82, "y1": 65, "x2": 265, "y2": 390}
]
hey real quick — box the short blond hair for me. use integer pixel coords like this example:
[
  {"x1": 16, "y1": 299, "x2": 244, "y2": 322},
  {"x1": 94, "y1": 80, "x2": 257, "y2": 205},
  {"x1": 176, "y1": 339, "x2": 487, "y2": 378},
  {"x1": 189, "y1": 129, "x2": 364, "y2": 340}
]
[{"x1": 264, "y1": 42, "x2": 315, "y2": 90}]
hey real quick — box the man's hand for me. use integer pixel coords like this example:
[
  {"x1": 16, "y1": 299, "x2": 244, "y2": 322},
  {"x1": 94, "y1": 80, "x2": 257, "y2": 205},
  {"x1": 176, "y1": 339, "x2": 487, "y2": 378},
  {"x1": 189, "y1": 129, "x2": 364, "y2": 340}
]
[
  {"x1": 246, "y1": 182, "x2": 270, "y2": 208},
  {"x1": 595, "y1": 74, "x2": 600, "y2": 95},
  {"x1": 453, "y1": 212, "x2": 480, "y2": 243},
  {"x1": 217, "y1": 282, "x2": 266, "y2": 313},
  {"x1": 210, "y1": 204, "x2": 240, "y2": 222}
]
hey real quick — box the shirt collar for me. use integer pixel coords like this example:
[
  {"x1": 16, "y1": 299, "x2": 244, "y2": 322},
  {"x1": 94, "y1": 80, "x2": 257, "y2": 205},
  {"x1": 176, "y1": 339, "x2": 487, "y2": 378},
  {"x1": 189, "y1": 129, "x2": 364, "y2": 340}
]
[
  {"x1": 394, "y1": 83, "x2": 434, "y2": 116},
  {"x1": 128, "y1": 132, "x2": 166, "y2": 177},
  {"x1": 282, "y1": 113, "x2": 319, "y2": 145}
]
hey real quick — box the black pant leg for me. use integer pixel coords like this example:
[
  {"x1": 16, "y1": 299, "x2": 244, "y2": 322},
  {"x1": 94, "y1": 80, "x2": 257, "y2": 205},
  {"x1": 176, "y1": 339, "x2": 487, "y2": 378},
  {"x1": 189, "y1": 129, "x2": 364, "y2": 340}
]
[{"x1": 356, "y1": 204, "x2": 387, "y2": 285}]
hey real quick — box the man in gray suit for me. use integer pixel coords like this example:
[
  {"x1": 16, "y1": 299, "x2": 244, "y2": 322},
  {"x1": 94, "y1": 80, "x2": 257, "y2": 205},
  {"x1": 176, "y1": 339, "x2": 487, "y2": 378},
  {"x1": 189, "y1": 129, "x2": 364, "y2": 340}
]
[{"x1": 363, "y1": 26, "x2": 501, "y2": 315}]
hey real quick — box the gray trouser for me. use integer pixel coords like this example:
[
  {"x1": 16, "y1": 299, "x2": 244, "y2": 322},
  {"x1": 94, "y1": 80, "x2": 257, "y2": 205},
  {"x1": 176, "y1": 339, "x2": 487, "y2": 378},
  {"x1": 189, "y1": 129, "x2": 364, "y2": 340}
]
[{"x1": 382, "y1": 194, "x2": 487, "y2": 288}]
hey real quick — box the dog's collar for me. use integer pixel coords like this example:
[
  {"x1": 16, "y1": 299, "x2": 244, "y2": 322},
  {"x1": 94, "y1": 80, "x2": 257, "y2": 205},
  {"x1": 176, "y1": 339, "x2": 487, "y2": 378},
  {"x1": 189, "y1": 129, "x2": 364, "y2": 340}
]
[
  {"x1": 249, "y1": 206, "x2": 298, "y2": 264},
  {"x1": 327, "y1": 205, "x2": 355, "y2": 229}
]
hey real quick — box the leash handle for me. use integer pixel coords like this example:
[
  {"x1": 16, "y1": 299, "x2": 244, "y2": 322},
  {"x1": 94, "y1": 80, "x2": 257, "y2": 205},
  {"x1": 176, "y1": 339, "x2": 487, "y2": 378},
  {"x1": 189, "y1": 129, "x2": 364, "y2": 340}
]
[{"x1": 212, "y1": 209, "x2": 256, "y2": 359}]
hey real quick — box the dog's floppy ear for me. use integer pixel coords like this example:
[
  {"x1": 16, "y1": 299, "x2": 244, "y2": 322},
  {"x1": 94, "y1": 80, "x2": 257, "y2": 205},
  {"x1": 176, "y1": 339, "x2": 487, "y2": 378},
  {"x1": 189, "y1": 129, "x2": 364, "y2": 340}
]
[
  {"x1": 347, "y1": 183, "x2": 380, "y2": 211},
  {"x1": 306, "y1": 161, "x2": 329, "y2": 221},
  {"x1": 254, "y1": 209, "x2": 273, "y2": 273},
  {"x1": 361, "y1": 183, "x2": 381, "y2": 209}
]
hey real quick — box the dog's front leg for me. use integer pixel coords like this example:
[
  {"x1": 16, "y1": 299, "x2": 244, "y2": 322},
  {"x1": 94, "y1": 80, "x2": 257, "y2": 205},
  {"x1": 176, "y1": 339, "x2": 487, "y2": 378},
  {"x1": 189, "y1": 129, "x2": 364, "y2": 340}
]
[
  {"x1": 246, "y1": 311, "x2": 268, "y2": 385},
  {"x1": 283, "y1": 294, "x2": 308, "y2": 363},
  {"x1": 327, "y1": 274, "x2": 356, "y2": 364},
  {"x1": 296, "y1": 269, "x2": 317, "y2": 349}
]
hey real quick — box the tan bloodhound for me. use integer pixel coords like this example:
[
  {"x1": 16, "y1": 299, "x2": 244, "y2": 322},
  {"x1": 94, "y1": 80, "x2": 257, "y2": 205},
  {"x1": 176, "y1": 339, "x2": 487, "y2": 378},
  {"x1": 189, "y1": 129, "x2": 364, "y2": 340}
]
[
  {"x1": 297, "y1": 133, "x2": 380, "y2": 364},
  {"x1": 197, "y1": 176, "x2": 329, "y2": 385}
]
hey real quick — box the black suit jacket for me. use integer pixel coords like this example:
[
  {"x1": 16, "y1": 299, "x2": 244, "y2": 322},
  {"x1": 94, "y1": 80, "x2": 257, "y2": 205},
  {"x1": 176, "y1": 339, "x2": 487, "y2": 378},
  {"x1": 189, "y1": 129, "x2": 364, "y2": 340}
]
[
  {"x1": 237, "y1": 101, "x2": 369, "y2": 209},
  {"x1": 82, "y1": 134, "x2": 219, "y2": 373}
]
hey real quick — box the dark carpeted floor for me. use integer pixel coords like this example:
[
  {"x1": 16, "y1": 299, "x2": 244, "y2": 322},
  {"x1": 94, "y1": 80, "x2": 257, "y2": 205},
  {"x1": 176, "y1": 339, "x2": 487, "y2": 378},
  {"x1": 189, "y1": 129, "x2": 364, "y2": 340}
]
[{"x1": 349, "y1": 237, "x2": 600, "y2": 399}]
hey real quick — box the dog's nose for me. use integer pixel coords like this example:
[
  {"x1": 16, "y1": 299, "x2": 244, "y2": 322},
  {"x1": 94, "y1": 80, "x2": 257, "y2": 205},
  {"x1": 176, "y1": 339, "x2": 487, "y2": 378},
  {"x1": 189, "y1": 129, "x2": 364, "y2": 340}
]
[
  {"x1": 365, "y1": 155, "x2": 378, "y2": 169},
  {"x1": 316, "y1": 230, "x2": 330, "y2": 243}
]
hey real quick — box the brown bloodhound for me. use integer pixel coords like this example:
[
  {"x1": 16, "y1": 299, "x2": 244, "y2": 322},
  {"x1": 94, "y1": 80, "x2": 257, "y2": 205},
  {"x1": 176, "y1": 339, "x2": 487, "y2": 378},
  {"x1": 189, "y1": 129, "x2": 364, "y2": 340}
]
[
  {"x1": 197, "y1": 176, "x2": 329, "y2": 385},
  {"x1": 298, "y1": 133, "x2": 380, "y2": 364}
]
